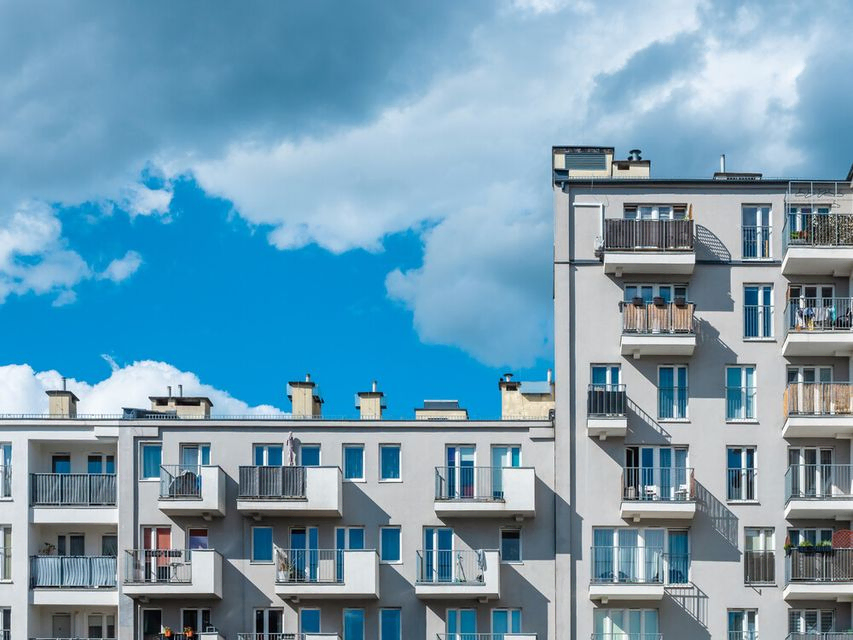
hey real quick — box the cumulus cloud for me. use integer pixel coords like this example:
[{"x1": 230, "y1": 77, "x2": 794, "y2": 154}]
[
  {"x1": 0, "y1": 361, "x2": 282, "y2": 415},
  {"x1": 119, "y1": 184, "x2": 173, "y2": 219},
  {"x1": 99, "y1": 250, "x2": 143, "y2": 283}
]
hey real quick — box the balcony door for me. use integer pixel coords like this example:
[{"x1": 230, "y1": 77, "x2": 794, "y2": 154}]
[
  {"x1": 625, "y1": 447, "x2": 688, "y2": 501},
  {"x1": 142, "y1": 526, "x2": 171, "y2": 582},
  {"x1": 446, "y1": 446, "x2": 476, "y2": 499},
  {"x1": 52, "y1": 614, "x2": 71, "y2": 638},
  {"x1": 335, "y1": 527, "x2": 364, "y2": 581},
  {"x1": 255, "y1": 609, "x2": 283, "y2": 637},
  {"x1": 446, "y1": 609, "x2": 476, "y2": 639},
  {"x1": 181, "y1": 444, "x2": 210, "y2": 468},
  {"x1": 290, "y1": 527, "x2": 319, "y2": 582},
  {"x1": 728, "y1": 610, "x2": 757, "y2": 640},
  {"x1": 593, "y1": 609, "x2": 659, "y2": 639},
  {"x1": 424, "y1": 527, "x2": 453, "y2": 583},
  {"x1": 57, "y1": 533, "x2": 85, "y2": 556},
  {"x1": 491, "y1": 609, "x2": 521, "y2": 637},
  {"x1": 490, "y1": 446, "x2": 520, "y2": 499},
  {"x1": 52, "y1": 454, "x2": 71, "y2": 474},
  {"x1": 788, "y1": 448, "x2": 834, "y2": 498}
]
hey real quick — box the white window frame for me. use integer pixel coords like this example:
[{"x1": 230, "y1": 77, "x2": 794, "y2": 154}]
[
  {"x1": 741, "y1": 204, "x2": 772, "y2": 260},
  {"x1": 253, "y1": 444, "x2": 284, "y2": 467},
  {"x1": 254, "y1": 608, "x2": 284, "y2": 635},
  {"x1": 743, "y1": 284, "x2": 774, "y2": 339},
  {"x1": 299, "y1": 607, "x2": 321, "y2": 634},
  {"x1": 298, "y1": 443, "x2": 321, "y2": 466},
  {"x1": 86, "y1": 613, "x2": 115, "y2": 639},
  {"x1": 500, "y1": 527, "x2": 522, "y2": 564},
  {"x1": 180, "y1": 608, "x2": 211, "y2": 634},
  {"x1": 725, "y1": 365, "x2": 757, "y2": 422},
  {"x1": 343, "y1": 444, "x2": 365, "y2": 482},
  {"x1": 139, "y1": 442, "x2": 162, "y2": 481},
  {"x1": 379, "y1": 526, "x2": 402, "y2": 564},
  {"x1": 727, "y1": 609, "x2": 758, "y2": 638},
  {"x1": 378, "y1": 444, "x2": 402, "y2": 482},
  {"x1": 623, "y1": 204, "x2": 687, "y2": 220},
  {"x1": 0, "y1": 526, "x2": 10, "y2": 581},
  {"x1": 789, "y1": 609, "x2": 835, "y2": 634},
  {"x1": 727, "y1": 446, "x2": 757, "y2": 502},
  {"x1": 657, "y1": 365, "x2": 688, "y2": 421}
]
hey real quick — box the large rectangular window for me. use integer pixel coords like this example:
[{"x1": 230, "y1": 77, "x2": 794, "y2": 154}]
[
  {"x1": 300, "y1": 444, "x2": 321, "y2": 467},
  {"x1": 744, "y1": 527, "x2": 774, "y2": 585},
  {"x1": 594, "y1": 609, "x2": 658, "y2": 639},
  {"x1": 726, "y1": 366, "x2": 756, "y2": 421},
  {"x1": 344, "y1": 445, "x2": 365, "y2": 481},
  {"x1": 742, "y1": 205, "x2": 771, "y2": 259},
  {"x1": 0, "y1": 526, "x2": 10, "y2": 581},
  {"x1": 744, "y1": 285, "x2": 773, "y2": 338},
  {"x1": 380, "y1": 609, "x2": 401, "y2": 640},
  {"x1": 343, "y1": 609, "x2": 365, "y2": 640},
  {"x1": 254, "y1": 444, "x2": 283, "y2": 466},
  {"x1": 380, "y1": 527, "x2": 401, "y2": 563},
  {"x1": 789, "y1": 609, "x2": 835, "y2": 635},
  {"x1": 140, "y1": 443, "x2": 162, "y2": 480},
  {"x1": 728, "y1": 609, "x2": 757, "y2": 640},
  {"x1": 379, "y1": 444, "x2": 401, "y2": 481},
  {"x1": 251, "y1": 527, "x2": 273, "y2": 563},
  {"x1": 658, "y1": 366, "x2": 688, "y2": 420},
  {"x1": 727, "y1": 447, "x2": 757, "y2": 502}
]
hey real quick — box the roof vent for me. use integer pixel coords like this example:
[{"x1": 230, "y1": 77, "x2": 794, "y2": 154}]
[{"x1": 628, "y1": 149, "x2": 642, "y2": 161}]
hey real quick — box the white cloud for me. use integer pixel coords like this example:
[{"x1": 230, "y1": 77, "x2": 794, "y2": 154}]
[
  {"x1": 119, "y1": 183, "x2": 173, "y2": 218},
  {"x1": 0, "y1": 361, "x2": 282, "y2": 415},
  {"x1": 99, "y1": 250, "x2": 143, "y2": 283}
]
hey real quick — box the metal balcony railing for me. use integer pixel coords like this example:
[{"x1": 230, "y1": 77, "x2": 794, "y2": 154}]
[
  {"x1": 29, "y1": 555, "x2": 117, "y2": 588},
  {"x1": 743, "y1": 550, "x2": 775, "y2": 584},
  {"x1": 437, "y1": 635, "x2": 538, "y2": 640},
  {"x1": 124, "y1": 549, "x2": 192, "y2": 584},
  {"x1": 603, "y1": 218, "x2": 694, "y2": 251},
  {"x1": 786, "y1": 297, "x2": 853, "y2": 333},
  {"x1": 743, "y1": 304, "x2": 773, "y2": 338},
  {"x1": 587, "y1": 384, "x2": 626, "y2": 417},
  {"x1": 590, "y1": 547, "x2": 689, "y2": 584},
  {"x1": 0, "y1": 465, "x2": 10, "y2": 498},
  {"x1": 742, "y1": 225, "x2": 771, "y2": 259},
  {"x1": 726, "y1": 468, "x2": 757, "y2": 501},
  {"x1": 275, "y1": 547, "x2": 341, "y2": 584},
  {"x1": 237, "y1": 635, "x2": 317, "y2": 640},
  {"x1": 785, "y1": 211, "x2": 853, "y2": 248},
  {"x1": 238, "y1": 465, "x2": 307, "y2": 499},
  {"x1": 785, "y1": 383, "x2": 853, "y2": 417},
  {"x1": 591, "y1": 635, "x2": 662, "y2": 640},
  {"x1": 416, "y1": 549, "x2": 488, "y2": 584},
  {"x1": 786, "y1": 464, "x2": 853, "y2": 501},
  {"x1": 787, "y1": 634, "x2": 853, "y2": 640},
  {"x1": 30, "y1": 473, "x2": 116, "y2": 506},
  {"x1": 434, "y1": 467, "x2": 512, "y2": 501},
  {"x1": 621, "y1": 467, "x2": 695, "y2": 502},
  {"x1": 786, "y1": 547, "x2": 853, "y2": 583},
  {"x1": 727, "y1": 633, "x2": 758, "y2": 640},
  {"x1": 621, "y1": 301, "x2": 696, "y2": 335},
  {"x1": 159, "y1": 465, "x2": 202, "y2": 499},
  {"x1": 657, "y1": 387, "x2": 688, "y2": 420},
  {"x1": 726, "y1": 387, "x2": 757, "y2": 421}
]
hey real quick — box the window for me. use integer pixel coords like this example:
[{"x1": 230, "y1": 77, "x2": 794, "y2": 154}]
[
  {"x1": 141, "y1": 609, "x2": 162, "y2": 640},
  {"x1": 658, "y1": 366, "x2": 687, "y2": 420},
  {"x1": 255, "y1": 609, "x2": 283, "y2": 635},
  {"x1": 744, "y1": 285, "x2": 773, "y2": 338},
  {"x1": 786, "y1": 367, "x2": 833, "y2": 415},
  {"x1": 624, "y1": 446, "x2": 690, "y2": 502},
  {"x1": 0, "y1": 443, "x2": 10, "y2": 498},
  {"x1": 52, "y1": 454, "x2": 71, "y2": 474},
  {"x1": 336, "y1": 527, "x2": 365, "y2": 581},
  {"x1": 380, "y1": 527, "x2": 401, "y2": 563},
  {"x1": 728, "y1": 609, "x2": 757, "y2": 640},
  {"x1": 789, "y1": 609, "x2": 835, "y2": 635},
  {"x1": 379, "y1": 444, "x2": 401, "y2": 481},
  {"x1": 592, "y1": 528, "x2": 689, "y2": 585},
  {"x1": 594, "y1": 609, "x2": 658, "y2": 639},
  {"x1": 788, "y1": 447, "x2": 834, "y2": 499},
  {"x1": 254, "y1": 444, "x2": 283, "y2": 466},
  {"x1": 102, "y1": 534, "x2": 118, "y2": 556},
  {"x1": 140, "y1": 443, "x2": 162, "y2": 480},
  {"x1": 88, "y1": 613, "x2": 115, "y2": 639},
  {"x1": 447, "y1": 609, "x2": 477, "y2": 636},
  {"x1": 742, "y1": 205, "x2": 771, "y2": 259},
  {"x1": 181, "y1": 444, "x2": 210, "y2": 467},
  {"x1": 1, "y1": 526, "x2": 10, "y2": 581},
  {"x1": 380, "y1": 609, "x2": 401, "y2": 640},
  {"x1": 726, "y1": 366, "x2": 756, "y2": 421},
  {"x1": 343, "y1": 445, "x2": 365, "y2": 481},
  {"x1": 623, "y1": 204, "x2": 687, "y2": 220},
  {"x1": 300, "y1": 608, "x2": 321, "y2": 633},
  {"x1": 788, "y1": 205, "x2": 832, "y2": 244},
  {"x1": 789, "y1": 528, "x2": 833, "y2": 547},
  {"x1": 251, "y1": 527, "x2": 273, "y2": 563},
  {"x1": 624, "y1": 284, "x2": 688, "y2": 303},
  {"x1": 727, "y1": 447, "x2": 756, "y2": 501},
  {"x1": 188, "y1": 528, "x2": 209, "y2": 550},
  {"x1": 492, "y1": 609, "x2": 522, "y2": 634},
  {"x1": 500, "y1": 528, "x2": 521, "y2": 563},
  {"x1": 787, "y1": 284, "x2": 836, "y2": 333},
  {"x1": 744, "y1": 528, "x2": 774, "y2": 584},
  {"x1": 181, "y1": 609, "x2": 211, "y2": 634},
  {"x1": 300, "y1": 444, "x2": 321, "y2": 467},
  {"x1": 343, "y1": 609, "x2": 365, "y2": 640},
  {"x1": 0, "y1": 609, "x2": 9, "y2": 636},
  {"x1": 87, "y1": 453, "x2": 114, "y2": 474},
  {"x1": 57, "y1": 533, "x2": 85, "y2": 556}
]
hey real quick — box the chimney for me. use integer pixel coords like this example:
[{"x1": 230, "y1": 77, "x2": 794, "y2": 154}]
[
  {"x1": 178, "y1": 384, "x2": 183, "y2": 397},
  {"x1": 720, "y1": 154, "x2": 726, "y2": 173},
  {"x1": 499, "y1": 372, "x2": 555, "y2": 420},
  {"x1": 415, "y1": 400, "x2": 468, "y2": 421},
  {"x1": 356, "y1": 380, "x2": 386, "y2": 420},
  {"x1": 46, "y1": 384, "x2": 79, "y2": 418},
  {"x1": 149, "y1": 394, "x2": 212, "y2": 418},
  {"x1": 288, "y1": 374, "x2": 323, "y2": 418}
]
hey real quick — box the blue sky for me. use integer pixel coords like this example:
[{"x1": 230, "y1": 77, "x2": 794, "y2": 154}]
[{"x1": 0, "y1": 0, "x2": 852, "y2": 417}]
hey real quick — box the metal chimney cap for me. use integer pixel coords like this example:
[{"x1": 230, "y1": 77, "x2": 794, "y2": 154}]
[{"x1": 628, "y1": 149, "x2": 642, "y2": 161}]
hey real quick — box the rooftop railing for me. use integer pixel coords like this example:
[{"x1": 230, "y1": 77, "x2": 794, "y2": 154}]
[
  {"x1": 621, "y1": 467, "x2": 695, "y2": 502},
  {"x1": 29, "y1": 555, "x2": 116, "y2": 588},
  {"x1": 603, "y1": 218, "x2": 693, "y2": 252},
  {"x1": 30, "y1": 473, "x2": 116, "y2": 506},
  {"x1": 238, "y1": 465, "x2": 307, "y2": 499},
  {"x1": 786, "y1": 464, "x2": 853, "y2": 501},
  {"x1": 786, "y1": 547, "x2": 853, "y2": 583},
  {"x1": 416, "y1": 549, "x2": 488, "y2": 585},
  {"x1": 621, "y1": 300, "x2": 696, "y2": 335},
  {"x1": 434, "y1": 467, "x2": 512, "y2": 501},
  {"x1": 587, "y1": 384, "x2": 626, "y2": 417},
  {"x1": 159, "y1": 465, "x2": 202, "y2": 499},
  {"x1": 786, "y1": 297, "x2": 853, "y2": 333},
  {"x1": 274, "y1": 548, "x2": 341, "y2": 584},
  {"x1": 785, "y1": 382, "x2": 853, "y2": 417},
  {"x1": 124, "y1": 548, "x2": 192, "y2": 584}
]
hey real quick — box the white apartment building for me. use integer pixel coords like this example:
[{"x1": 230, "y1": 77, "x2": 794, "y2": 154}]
[
  {"x1": 0, "y1": 375, "x2": 555, "y2": 640},
  {"x1": 553, "y1": 145, "x2": 853, "y2": 640}
]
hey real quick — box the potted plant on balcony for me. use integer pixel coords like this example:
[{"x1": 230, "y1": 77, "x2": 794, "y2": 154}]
[
  {"x1": 797, "y1": 539, "x2": 815, "y2": 554},
  {"x1": 162, "y1": 627, "x2": 172, "y2": 638},
  {"x1": 183, "y1": 626, "x2": 194, "y2": 638},
  {"x1": 784, "y1": 536, "x2": 793, "y2": 556},
  {"x1": 817, "y1": 540, "x2": 834, "y2": 554}
]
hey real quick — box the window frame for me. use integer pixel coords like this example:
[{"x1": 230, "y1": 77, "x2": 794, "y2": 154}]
[
  {"x1": 378, "y1": 444, "x2": 401, "y2": 482},
  {"x1": 139, "y1": 442, "x2": 162, "y2": 481},
  {"x1": 500, "y1": 527, "x2": 522, "y2": 564},
  {"x1": 726, "y1": 446, "x2": 758, "y2": 502},
  {"x1": 657, "y1": 365, "x2": 688, "y2": 421},
  {"x1": 379, "y1": 608, "x2": 402, "y2": 640},
  {"x1": 343, "y1": 444, "x2": 366, "y2": 482},
  {"x1": 250, "y1": 526, "x2": 274, "y2": 564},
  {"x1": 741, "y1": 204, "x2": 772, "y2": 260},
  {"x1": 380, "y1": 526, "x2": 402, "y2": 564},
  {"x1": 725, "y1": 365, "x2": 757, "y2": 422},
  {"x1": 743, "y1": 283, "x2": 774, "y2": 340},
  {"x1": 343, "y1": 608, "x2": 365, "y2": 640}
]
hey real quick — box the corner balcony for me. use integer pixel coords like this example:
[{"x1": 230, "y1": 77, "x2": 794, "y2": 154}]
[
  {"x1": 433, "y1": 467, "x2": 536, "y2": 519},
  {"x1": 620, "y1": 467, "x2": 696, "y2": 521},
  {"x1": 30, "y1": 473, "x2": 117, "y2": 524},
  {"x1": 236, "y1": 466, "x2": 342, "y2": 517},
  {"x1": 415, "y1": 549, "x2": 500, "y2": 600},
  {"x1": 601, "y1": 218, "x2": 695, "y2": 276},
  {"x1": 158, "y1": 465, "x2": 226, "y2": 518},
  {"x1": 590, "y1": 546, "x2": 689, "y2": 602},
  {"x1": 785, "y1": 464, "x2": 853, "y2": 519},
  {"x1": 783, "y1": 383, "x2": 853, "y2": 437},
  {"x1": 783, "y1": 298, "x2": 853, "y2": 356},
  {"x1": 782, "y1": 211, "x2": 853, "y2": 276},
  {"x1": 29, "y1": 555, "x2": 117, "y2": 606},
  {"x1": 123, "y1": 548, "x2": 222, "y2": 599},
  {"x1": 784, "y1": 547, "x2": 853, "y2": 601},
  {"x1": 620, "y1": 301, "x2": 696, "y2": 358},
  {"x1": 587, "y1": 384, "x2": 627, "y2": 439},
  {"x1": 274, "y1": 548, "x2": 379, "y2": 600}
]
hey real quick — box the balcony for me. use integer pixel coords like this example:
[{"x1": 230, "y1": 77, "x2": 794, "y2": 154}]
[
  {"x1": 601, "y1": 219, "x2": 695, "y2": 276},
  {"x1": 158, "y1": 465, "x2": 226, "y2": 518},
  {"x1": 783, "y1": 298, "x2": 853, "y2": 357},
  {"x1": 591, "y1": 636, "x2": 662, "y2": 640},
  {"x1": 415, "y1": 549, "x2": 500, "y2": 600},
  {"x1": 783, "y1": 383, "x2": 853, "y2": 437},
  {"x1": 29, "y1": 555, "x2": 117, "y2": 605},
  {"x1": 783, "y1": 211, "x2": 853, "y2": 276},
  {"x1": 274, "y1": 548, "x2": 379, "y2": 599},
  {"x1": 785, "y1": 464, "x2": 853, "y2": 519},
  {"x1": 123, "y1": 548, "x2": 222, "y2": 599},
  {"x1": 620, "y1": 301, "x2": 696, "y2": 358},
  {"x1": 30, "y1": 473, "x2": 117, "y2": 524},
  {"x1": 237, "y1": 635, "x2": 340, "y2": 640},
  {"x1": 587, "y1": 384, "x2": 627, "y2": 439},
  {"x1": 236, "y1": 466, "x2": 342, "y2": 517},
  {"x1": 433, "y1": 467, "x2": 536, "y2": 519},
  {"x1": 620, "y1": 467, "x2": 696, "y2": 521},
  {"x1": 589, "y1": 546, "x2": 688, "y2": 602},
  {"x1": 784, "y1": 547, "x2": 853, "y2": 601},
  {"x1": 159, "y1": 634, "x2": 225, "y2": 640},
  {"x1": 438, "y1": 635, "x2": 537, "y2": 640},
  {"x1": 787, "y1": 635, "x2": 853, "y2": 640}
]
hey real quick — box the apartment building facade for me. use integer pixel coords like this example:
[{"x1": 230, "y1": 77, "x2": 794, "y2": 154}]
[
  {"x1": 0, "y1": 376, "x2": 555, "y2": 640},
  {"x1": 553, "y1": 146, "x2": 853, "y2": 640}
]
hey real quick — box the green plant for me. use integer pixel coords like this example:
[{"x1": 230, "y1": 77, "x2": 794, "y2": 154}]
[
  {"x1": 799, "y1": 539, "x2": 813, "y2": 547},
  {"x1": 818, "y1": 540, "x2": 832, "y2": 547}
]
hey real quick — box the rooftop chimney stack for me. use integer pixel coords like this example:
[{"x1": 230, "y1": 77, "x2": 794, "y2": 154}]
[
  {"x1": 46, "y1": 385, "x2": 79, "y2": 419},
  {"x1": 499, "y1": 371, "x2": 555, "y2": 420},
  {"x1": 149, "y1": 393, "x2": 212, "y2": 418},
  {"x1": 720, "y1": 154, "x2": 726, "y2": 173},
  {"x1": 356, "y1": 380, "x2": 386, "y2": 420},
  {"x1": 178, "y1": 384, "x2": 183, "y2": 397},
  {"x1": 288, "y1": 374, "x2": 323, "y2": 418}
]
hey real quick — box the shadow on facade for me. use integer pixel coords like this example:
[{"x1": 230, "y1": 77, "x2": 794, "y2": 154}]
[
  {"x1": 694, "y1": 481, "x2": 739, "y2": 551},
  {"x1": 695, "y1": 224, "x2": 731, "y2": 263},
  {"x1": 665, "y1": 582, "x2": 710, "y2": 630}
]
